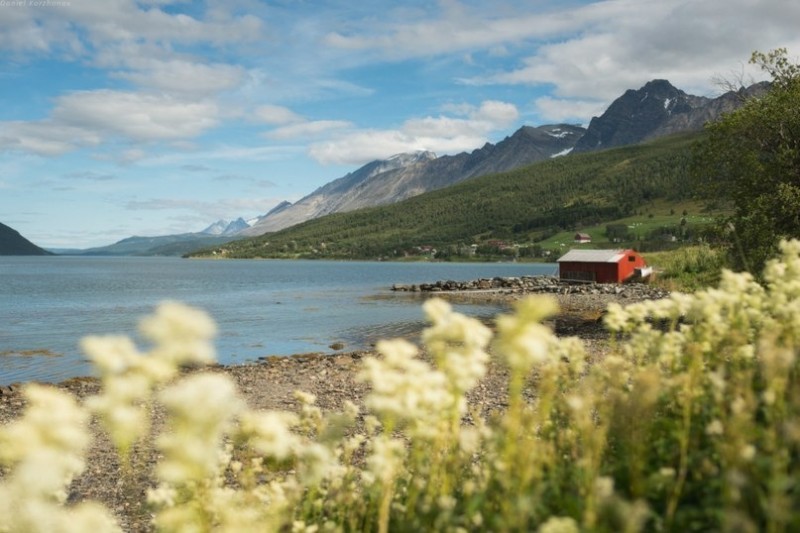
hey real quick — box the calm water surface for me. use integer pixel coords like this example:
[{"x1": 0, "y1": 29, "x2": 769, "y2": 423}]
[{"x1": 0, "y1": 256, "x2": 556, "y2": 384}]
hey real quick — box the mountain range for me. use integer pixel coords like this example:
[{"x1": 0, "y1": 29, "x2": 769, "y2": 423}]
[
  {"x1": 241, "y1": 79, "x2": 766, "y2": 236},
  {"x1": 573, "y1": 79, "x2": 769, "y2": 152},
  {"x1": 40, "y1": 78, "x2": 766, "y2": 255},
  {"x1": 201, "y1": 218, "x2": 251, "y2": 236},
  {"x1": 240, "y1": 124, "x2": 586, "y2": 235},
  {"x1": 189, "y1": 131, "x2": 702, "y2": 260},
  {"x1": 60, "y1": 232, "x2": 239, "y2": 256}
]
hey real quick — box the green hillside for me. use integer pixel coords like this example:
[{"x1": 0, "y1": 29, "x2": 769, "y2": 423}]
[
  {"x1": 191, "y1": 132, "x2": 716, "y2": 260},
  {"x1": 77, "y1": 233, "x2": 237, "y2": 256},
  {"x1": 0, "y1": 222, "x2": 52, "y2": 256}
]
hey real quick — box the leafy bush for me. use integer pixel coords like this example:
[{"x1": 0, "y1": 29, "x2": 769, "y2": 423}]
[
  {"x1": 693, "y1": 49, "x2": 800, "y2": 274},
  {"x1": 645, "y1": 245, "x2": 727, "y2": 291},
  {"x1": 3, "y1": 241, "x2": 800, "y2": 531}
]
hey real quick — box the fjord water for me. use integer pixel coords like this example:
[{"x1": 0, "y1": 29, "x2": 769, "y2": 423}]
[{"x1": 0, "y1": 256, "x2": 556, "y2": 385}]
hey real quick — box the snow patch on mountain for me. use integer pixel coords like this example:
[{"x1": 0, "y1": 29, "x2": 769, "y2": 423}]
[
  {"x1": 202, "y1": 218, "x2": 250, "y2": 236},
  {"x1": 201, "y1": 220, "x2": 229, "y2": 235},
  {"x1": 545, "y1": 128, "x2": 574, "y2": 139},
  {"x1": 550, "y1": 147, "x2": 574, "y2": 158}
]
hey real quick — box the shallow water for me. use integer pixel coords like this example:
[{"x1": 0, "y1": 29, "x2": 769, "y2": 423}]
[{"x1": 0, "y1": 256, "x2": 556, "y2": 384}]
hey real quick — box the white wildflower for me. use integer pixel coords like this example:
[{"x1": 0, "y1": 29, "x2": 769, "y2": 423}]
[
  {"x1": 731, "y1": 396, "x2": 748, "y2": 415},
  {"x1": 458, "y1": 427, "x2": 483, "y2": 456},
  {"x1": 566, "y1": 395, "x2": 585, "y2": 413},
  {"x1": 147, "y1": 486, "x2": 178, "y2": 507},
  {"x1": 762, "y1": 389, "x2": 776, "y2": 406},
  {"x1": 140, "y1": 300, "x2": 216, "y2": 344},
  {"x1": 437, "y1": 495, "x2": 457, "y2": 511},
  {"x1": 294, "y1": 390, "x2": 317, "y2": 405},
  {"x1": 538, "y1": 516, "x2": 580, "y2": 533},
  {"x1": 740, "y1": 444, "x2": 757, "y2": 462},
  {"x1": 604, "y1": 302, "x2": 629, "y2": 331},
  {"x1": 659, "y1": 467, "x2": 676, "y2": 478},
  {"x1": 594, "y1": 476, "x2": 615, "y2": 499},
  {"x1": 157, "y1": 373, "x2": 244, "y2": 485},
  {"x1": 367, "y1": 436, "x2": 406, "y2": 483},
  {"x1": 140, "y1": 300, "x2": 217, "y2": 366},
  {"x1": 298, "y1": 442, "x2": 336, "y2": 485},
  {"x1": 360, "y1": 339, "x2": 454, "y2": 436},
  {"x1": 239, "y1": 411, "x2": 300, "y2": 461},
  {"x1": 422, "y1": 298, "x2": 491, "y2": 394},
  {"x1": 81, "y1": 335, "x2": 141, "y2": 375},
  {"x1": 342, "y1": 400, "x2": 360, "y2": 420},
  {"x1": 705, "y1": 419, "x2": 724, "y2": 436},
  {"x1": 0, "y1": 386, "x2": 120, "y2": 532}
]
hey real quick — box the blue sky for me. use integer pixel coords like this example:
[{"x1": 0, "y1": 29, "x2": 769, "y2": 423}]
[{"x1": 1, "y1": 0, "x2": 798, "y2": 248}]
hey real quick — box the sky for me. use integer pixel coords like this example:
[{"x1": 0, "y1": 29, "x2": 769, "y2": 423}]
[{"x1": 1, "y1": 0, "x2": 798, "y2": 248}]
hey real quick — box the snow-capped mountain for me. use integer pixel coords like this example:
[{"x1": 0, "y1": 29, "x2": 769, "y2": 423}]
[
  {"x1": 201, "y1": 218, "x2": 250, "y2": 236},
  {"x1": 201, "y1": 220, "x2": 229, "y2": 235},
  {"x1": 241, "y1": 125, "x2": 585, "y2": 236}
]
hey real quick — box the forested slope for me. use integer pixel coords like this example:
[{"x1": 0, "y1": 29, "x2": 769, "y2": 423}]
[{"x1": 191, "y1": 133, "x2": 702, "y2": 259}]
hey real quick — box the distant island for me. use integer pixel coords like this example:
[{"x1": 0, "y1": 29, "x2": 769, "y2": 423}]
[{"x1": 0, "y1": 222, "x2": 52, "y2": 256}]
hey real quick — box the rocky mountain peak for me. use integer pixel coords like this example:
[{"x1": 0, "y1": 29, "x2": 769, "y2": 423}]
[
  {"x1": 201, "y1": 220, "x2": 229, "y2": 235},
  {"x1": 387, "y1": 151, "x2": 437, "y2": 165},
  {"x1": 574, "y1": 79, "x2": 716, "y2": 152},
  {"x1": 202, "y1": 218, "x2": 251, "y2": 236}
]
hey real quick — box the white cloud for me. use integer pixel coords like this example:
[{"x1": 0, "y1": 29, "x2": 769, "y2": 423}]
[
  {"x1": 0, "y1": 90, "x2": 220, "y2": 156},
  {"x1": 55, "y1": 90, "x2": 219, "y2": 141},
  {"x1": 467, "y1": 0, "x2": 800, "y2": 103},
  {"x1": 471, "y1": 100, "x2": 519, "y2": 125},
  {"x1": 117, "y1": 148, "x2": 148, "y2": 164},
  {"x1": 308, "y1": 129, "x2": 443, "y2": 166},
  {"x1": 533, "y1": 96, "x2": 607, "y2": 124},
  {"x1": 320, "y1": 0, "x2": 800, "y2": 124},
  {"x1": 308, "y1": 100, "x2": 519, "y2": 165},
  {"x1": 0, "y1": 1, "x2": 261, "y2": 56},
  {"x1": 0, "y1": 121, "x2": 101, "y2": 156},
  {"x1": 139, "y1": 144, "x2": 305, "y2": 167},
  {"x1": 112, "y1": 60, "x2": 246, "y2": 95},
  {"x1": 265, "y1": 120, "x2": 353, "y2": 141},
  {"x1": 124, "y1": 196, "x2": 284, "y2": 223},
  {"x1": 64, "y1": 171, "x2": 117, "y2": 181},
  {"x1": 323, "y1": 4, "x2": 582, "y2": 60},
  {"x1": 255, "y1": 105, "x2": 304, "y2": 125}
]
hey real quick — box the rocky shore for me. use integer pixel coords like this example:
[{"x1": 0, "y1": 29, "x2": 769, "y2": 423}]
[
  {"x1": 391, "y1": 274, "x2": 668, "y2": 302},
  {"x1": 0, "y1": 277, "x2": 668, "y2": 531},
  {"x1": 393, "y1": 275, "x2": 668, "y2": 330}
]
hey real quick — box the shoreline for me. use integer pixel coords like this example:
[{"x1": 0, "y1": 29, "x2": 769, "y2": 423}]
[
  {"x1": 1, "y1": 280, "x2": 667, "y2": 394},
  {"x1": 0, "y1": 284, "x2": 668, "y2": 532},
  {"x1": 0, "y1": 279, "x2": 668, "y2": 393}
]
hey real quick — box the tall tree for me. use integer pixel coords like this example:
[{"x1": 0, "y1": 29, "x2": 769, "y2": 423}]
[{"x1": 694, "y1": 49, "x2": 800, "y2": 273}]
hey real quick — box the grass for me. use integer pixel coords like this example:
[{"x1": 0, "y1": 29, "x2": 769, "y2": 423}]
[
  {"x1": 536, "y1": 199, "x2": 722, "y2": 251},
  {"x1": 644, "y1": 244, "x2": 727, "y2": 291}
]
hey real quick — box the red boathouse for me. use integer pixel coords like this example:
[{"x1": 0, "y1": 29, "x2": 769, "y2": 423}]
[{"x1": 557, "y1": 249, "x2": 650, "y2": 284}]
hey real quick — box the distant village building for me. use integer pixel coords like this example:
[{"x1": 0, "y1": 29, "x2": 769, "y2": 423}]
[
  {"x1": 574, "y1": 232, "x2": 592, "y2": 243},
  {"x1": 557, "y1": 249, "x2": 651, "y2": 283}
]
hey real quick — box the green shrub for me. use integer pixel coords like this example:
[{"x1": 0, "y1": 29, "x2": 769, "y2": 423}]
[{"x1": 645, "y1": 245, "x2": 726, "y2": 291}]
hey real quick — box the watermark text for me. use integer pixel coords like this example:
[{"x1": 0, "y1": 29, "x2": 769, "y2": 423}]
[{"x1": 0, "y1": 0, "x2": 72, "y2": 7}]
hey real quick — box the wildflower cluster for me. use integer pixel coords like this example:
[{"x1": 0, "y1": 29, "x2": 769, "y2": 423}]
[{"x1": 2, "y1": 241, "x2": 800, "y2": 531}]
